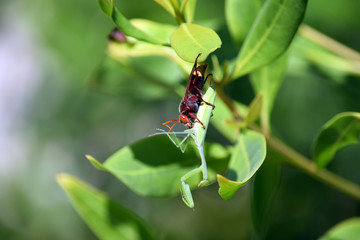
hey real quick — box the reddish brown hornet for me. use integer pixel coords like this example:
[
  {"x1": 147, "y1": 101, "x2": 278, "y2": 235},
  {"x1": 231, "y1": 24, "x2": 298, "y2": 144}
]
[{"x1": 163, "y1": 53, "x2": 215, "y2": 132}]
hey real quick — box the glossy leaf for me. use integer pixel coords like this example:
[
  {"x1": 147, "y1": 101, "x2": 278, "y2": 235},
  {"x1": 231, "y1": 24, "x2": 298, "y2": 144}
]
[
  {"x1": 251, "y1": 158, "x2": 281, "y2": 237},
  {"x1": 170, "y1": 23, "x2": 222, "y2": 62},
  {"x1": 87, "y1": 137, "x2": 229, "y2": 197},
  {"x1": 250, "y1": 52, "x2": 287, "y2": 132},
  {"x1": 232, "y1": 0, "x2": 307, "y2": 79},
  {"x1": 57, "y1": 174, "x2": 156, "y2": 240},
  {"x1": 98, "y1": 0, "x2": 164, "y2": 44},
  {"x1": 319, "y1": 218, "x2": 360, "y2": 240},
  {"x1": 218, "y1": 130, "x2": 266, "y2": 200},
  {"x1": 313, "y1": 112, "x2": 360, "y2": 169},
  {"x1": 225, "y1": 0, "x2": 265, "y2": 45}
]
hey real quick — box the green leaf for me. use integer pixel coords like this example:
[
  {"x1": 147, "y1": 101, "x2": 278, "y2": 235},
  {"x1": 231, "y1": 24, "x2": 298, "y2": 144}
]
[
  {"x1": 225, "y1": 0, "x2": 265, "y2": 46},
  {"x1": 246, "y1": 92, "x2": 263, "y2": 125},
  {"x1": 57, "y1": 174, "x2": 156, "y2": 240},
  {"x1": 107, "y1": 40, "x2": 191, "y2": 74},
  {"x1": 211, "y1": 98, "x2": 248, "y2": 143},
  {"x1": 231, "y1": 0, "x2": 307, "y2": 79},
  {"x1": 250, "y1": 52, "x2": 287, "y2": 133},
  {"x1": 86, "y1": 154, "x2": 107, "y2": 170},
  {"x1": 154, "y1": 0, "x2": 179, "y2": 19},
  {"x1": 217, "y1": 129, "x2": 266, "y2": 200},
  {"x1": 87, "y1": 137, "x2": 229, "y2": 197},
  {"x1": 170, "y1": 23, "x2": 222, "y2": 62},
  {"x1": 183, "y1": 0, "x2": 197, "y2": 23},
  {"x1": 313, "y1": 112, "x2": 360, "y2": 169},
  {"x1": 130, "y1": 19, "x2": 176, "y2": 44},
  {"x1": 98, "y1": 0, "x2": 113, "y2": 16},
  {"x1": 98, "y1": 0, "x2": 165, "y2": 44},
  {"x1": 211, "y1": 98, "x2": 238, "y2": 142},
  {"x1": 319, "y1": 218, "x2": 360, "y2": 240},
  {"x1": 251, "y1": 158, "x2": 281, "y2": 237}
]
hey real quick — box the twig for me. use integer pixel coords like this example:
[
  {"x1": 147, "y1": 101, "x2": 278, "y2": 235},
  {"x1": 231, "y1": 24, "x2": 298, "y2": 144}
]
[
  {"x1": 266, "y1": 134, "x2": 360, "y2": 201},
  {"x1": 217, "y1": 88, "x2": 360, "y2": 201},
  {"x1": 299, "y1": 24, "x2": 360, "y2": 62}
]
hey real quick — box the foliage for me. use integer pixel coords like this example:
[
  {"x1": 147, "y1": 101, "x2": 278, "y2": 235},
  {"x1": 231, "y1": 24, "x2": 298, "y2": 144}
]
[{"x1": 49, "y1": 0, "x2": 360, "y2": 239}]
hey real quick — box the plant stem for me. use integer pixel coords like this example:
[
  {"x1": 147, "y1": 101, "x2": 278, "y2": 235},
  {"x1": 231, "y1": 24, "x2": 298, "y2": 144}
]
[
  {"x1": 216, "y1": 86, "x2": 242, "y2": 120},
  {"x1": 299, "y1": 24, "x2": 360, "y2": 62},
  {"x1": 216, "y1": 88, "x2": 360, "y2": 201},
  {"x1": 266, "y1": 134, "x2": 360, "y2": 201}
]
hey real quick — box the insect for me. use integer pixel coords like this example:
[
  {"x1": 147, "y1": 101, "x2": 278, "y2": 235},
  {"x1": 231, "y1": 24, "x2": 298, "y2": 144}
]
[
  {"x1": 151, "y1": 86, "x2": 217, "y2": 208},
  {"x1": 163, "y1": 53, "x2": 215, "y2": 132}
]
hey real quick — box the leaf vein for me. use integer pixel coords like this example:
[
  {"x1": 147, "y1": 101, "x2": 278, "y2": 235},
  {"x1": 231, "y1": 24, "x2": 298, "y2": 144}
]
[{"x1": 235, "y1": 0, "x2": 288, "y2": 74}]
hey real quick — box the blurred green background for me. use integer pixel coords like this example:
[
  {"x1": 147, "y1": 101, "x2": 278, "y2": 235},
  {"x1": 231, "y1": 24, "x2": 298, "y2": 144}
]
[{"x1": 0, "y1": 0, "x2": 359, "y2": 239}]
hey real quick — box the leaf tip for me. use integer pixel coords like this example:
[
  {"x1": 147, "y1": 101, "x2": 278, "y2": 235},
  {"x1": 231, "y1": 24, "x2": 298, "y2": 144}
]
[
  {"x1": 98, "y1": 0, "x2": 114, "y2": 16},
  {"x1": 56, "y1": 173, "x2": 74, "y2": 189},
  {"x1": 217, "y1": 174, "x2": 245, "y2": 201},
  {"x1": 86, "y1": 155, "x2": 107, "y2": 170}
]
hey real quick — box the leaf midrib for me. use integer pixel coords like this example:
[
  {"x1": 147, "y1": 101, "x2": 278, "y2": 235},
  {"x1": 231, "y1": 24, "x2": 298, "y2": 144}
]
[
  {"x1": 234, "y1": 0, "x2": 288, "y2": 75},
  {"x1": 327, "y1": 119, "x2": 358, "y2": 161},
  {"x1": 182, "y1": 24, "x2": 208, "y2": 52}
]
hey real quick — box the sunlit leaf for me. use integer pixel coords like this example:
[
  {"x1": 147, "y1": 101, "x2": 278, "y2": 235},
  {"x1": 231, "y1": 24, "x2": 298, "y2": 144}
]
[
  {"x1": 251, "y1": 158, "x2": 281, "y2": 237},
  {"x1": 154, "y1": 0, "x2": 179, "y2": 18},
  {"x1": 107, "y1": 41, "x2": 190, "y2": 74},
  {"x1": 218, "y1": 130, "x2": 266, "y2": 200},
  {"x1": 130, "y1": 19, "x2": 176, "y2": 44},
  {"x1": 170, "y1": 23, "x2": 222, "y2": 62},
  {"x1": 57, "y1": 174, "x2": 157, "y2": 240},
  {"x1": 225, "y1": 0, "x2": 265, "y2": 46},
  {"x1": 87, "y1": 137, "x2": 229, "y2": 197},
  {"x1": 98, "y1": 0, "x2": 165, "y2": 44},
  {"x1": 183, "y1": 0, "x2": 197, "y2": 23},
  {"x1": 87, "y1": 154, "x2": 107, "y2": 170},
  {"x1": 231, "y1": 0, "x2": 307, "y2": 79},
  {"x1": 250, "y1": 52, "x2": 287, "y2": 132},
  {"x1": 319, "y1": 218, "x2": 360, "y2": 240},
  {"x1": 313, "y1": 112, "x2": 360, "y2": 169}
]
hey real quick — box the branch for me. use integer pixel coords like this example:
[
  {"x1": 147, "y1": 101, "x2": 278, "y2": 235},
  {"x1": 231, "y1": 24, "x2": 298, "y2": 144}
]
[
  {"x1": 216, "y1": 88, "x2": 360, "y2": 201},
  {"x1": 299, "y1": 24, "x2": 360, "y2": 62},
  {"x1": 266, "y1": 134, "x2": 360, "y2": 201}
]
